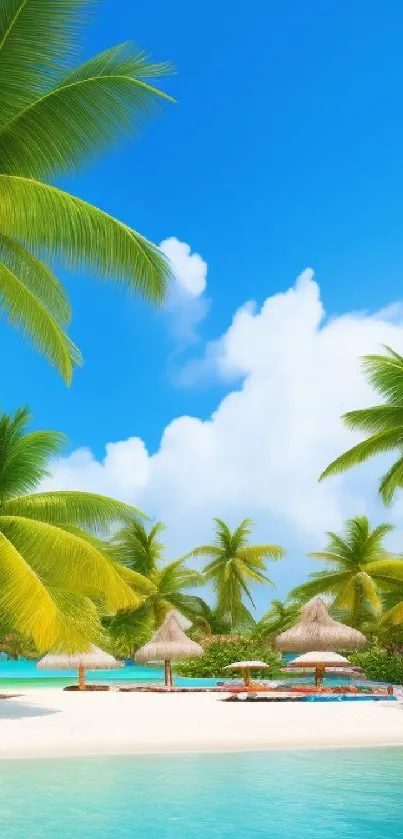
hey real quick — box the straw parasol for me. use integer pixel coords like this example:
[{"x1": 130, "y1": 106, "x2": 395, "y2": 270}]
[
  {"x1": 275, "y1": 597, "x2": 366, "y2": 652},
  {"x1": 223, "y1": 660, "x2": 270, "y2": 688},
  {"x1": 135, "y1": 611, "x2": 204, "y2": 687},
  {"x1": 288, "y1": 651, "x2": 351, "y2": 687},
  {"x1": 37, "y1": 645, "x2": 122, "y2": 691}
]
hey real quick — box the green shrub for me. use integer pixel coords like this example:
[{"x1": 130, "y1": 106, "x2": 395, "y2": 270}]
[
  {"x1": 350, "y1": 646, "x2": 403, "y2": 684},
  {"x1": 174, "y1": 637, "x2": 281, "y2": 679}
]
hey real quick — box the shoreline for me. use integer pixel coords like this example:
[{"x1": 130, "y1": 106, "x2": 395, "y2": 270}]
[{"x1": 0, "y1": 689, "x2": 403, "y2": 760}]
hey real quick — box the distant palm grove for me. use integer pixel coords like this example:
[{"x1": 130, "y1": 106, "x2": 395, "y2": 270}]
[
  {"x1": 4, "y1": 344, "x2": 403, "y2": 662},
  {"x1": 1, "y1": 2, "x2": 403, "y2": 671}
]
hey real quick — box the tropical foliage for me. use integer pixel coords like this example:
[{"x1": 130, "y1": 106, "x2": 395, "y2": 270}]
[
  {"x1": 320, "y1": 346, "x2": 403, "y2": 505},
  {"x1": 350, "y1": 646, "x2": 403, "y2": 685},
  {"x1": 0, "y1": 407, "x2": 153, "y2": 652},
  {"x1": 107, "y1": 521, "x2": 205, "y2": 655},
  {"x1": 252, "y1": 599, "x2": 301, "y2": 644},
  {"x1": 183, "y1": 519, "x2": 285, "y2": 631},
  {"x1": 0, "y1": 0, "x2": 172, "y2": 381},
  {"x1": 174, "y1": 637, "x2": 281, "y2": 679},
  {"x1": 290, "y1": 516, "x2": 403, "y2": 629}
]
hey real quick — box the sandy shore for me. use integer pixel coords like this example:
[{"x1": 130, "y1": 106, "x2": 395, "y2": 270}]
[{"x1": 0, "y1": 689, "x2": 403, "y2": 759}]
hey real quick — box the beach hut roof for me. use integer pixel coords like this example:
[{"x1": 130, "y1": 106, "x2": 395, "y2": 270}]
[
  {"x1": 135, "y1": 611, "x2": 204, "y2": 663},
  {"x1": 275, "y1": 597, "x2": 366, "y2": 652},
  {"x1": 289, "y1": 651, "x2": 350, "y2": 667},
  {"x1": 37, "y1": 645, "x2": 121, "y2": 671},
  {"x1": 223, "y1": 661, "x2": 270, "y2": 670}
]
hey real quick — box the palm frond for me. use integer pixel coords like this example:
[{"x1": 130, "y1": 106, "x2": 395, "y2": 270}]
[
  {"x1": 237, "y1": 544, "x2": 285, "y2": 563},
  {"x1": 343, "y1": 406, "x2": 403, "y2": 433},
  {"x1": 0, "y1": 259, "x2": 80, "y2": 381},
  {"x1": 366, "y1": 558, "x2": 403, "y2": 584},
  {"x1": 4, "y1": 490, "x2": 144, "y2": 533},
  {"x1": 157, "y1": 559, "x2": 204, "y2": 595},
  {"x1": 320, "y1": 427, "x2": 403, "y2": 480},
  {"x1": 307, "y1": 551, "x2": 350, "y2": 566},
  {"x1": 0, "y1": 176, "x2": 171, "y2": 302},
  {"x1": 362, "y1": 346, "x2": 403, "y2": 404},
  {"x1": 0, "y1": 515, "x2": 139, "y2": 611},
  {"x1": 378, "y1": 457, "x2": 403, "y2": 506},
  {"x1": 0, "y1": 410, "x2": 66, "y2": 498},
  {"x1": 381, "y1": 600, "x2": 403, "y2": 625},
  {"x1": 0, "y1": 527, "x2": 102, "y2": 651},
  {"x1": 290, "y1": 571, "x2": 350, "y2": 601},
  {"x1": 180, "y1": 546, "x2": 222, "y2": 562},
  {"x1": 0, "y1": 0, "x2": 92, "y2": 127},
  {"x1": 0, "y1": 234, "x2": 71, "y2": 324},
  {"x1": 0, "y1": 42, "x2": 174, "y2": 178}
]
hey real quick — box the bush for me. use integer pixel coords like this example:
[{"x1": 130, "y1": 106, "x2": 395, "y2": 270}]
[
  {"x1": 174, "y1": 637, "x2": 281, "y2": 679},
  {"x1": 350, "y1": 646, "x2": 403, "y2": 684}
]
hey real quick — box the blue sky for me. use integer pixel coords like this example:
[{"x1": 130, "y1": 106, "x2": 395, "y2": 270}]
[{"x1": 6, "y1": 0, "x2": 403, "y2": 610}]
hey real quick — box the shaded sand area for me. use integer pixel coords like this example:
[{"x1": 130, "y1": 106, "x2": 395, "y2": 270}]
[{"x1": 1, "y1": 690, "x2": 403, "y2": 758}]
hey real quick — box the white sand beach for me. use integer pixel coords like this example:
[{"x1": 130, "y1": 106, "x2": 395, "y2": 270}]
[{"x1": 0, "y1": 689, "x2": 403, "y2": 759}]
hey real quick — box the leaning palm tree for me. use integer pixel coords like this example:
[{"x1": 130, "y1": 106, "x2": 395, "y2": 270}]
[
  {"x1": 109, "y1": 520, "x2": 207, "y2": 635},
  {"x1": 320, "y1": 346, "x2": 403, "y2": 505},
  {"x1": 0, "y1": 406, "x2": 154, "y2": 651},
  {"x1": 183, "y1": 519, "x2": 285, "y2": 631},
  {"x1": 0, "y1": 0, "x2": 173, "y2": 381},
  {"x1": 290, "y1": 516, "x2": 403, "y2": 628}
]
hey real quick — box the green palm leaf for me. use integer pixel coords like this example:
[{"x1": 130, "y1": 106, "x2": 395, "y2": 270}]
[
  {"x1": 344, "y1": 406, "x2": 403, "y2": 433},
  {"x1": 0, "y1": 43, "x2": 174, "y2": 178},
  {"x1": 321, "y1": 347, "x2": 403, "y2": 504},
  {"x1": 0, "y1": 259, "x2": 80, "y2": 381},
  {"x1": 0, "y1": 409, "x2": 67, "y2": 498},
  {"x1": 320, "y1": 428, "x2": 403, "y2": 480},
  {"x1": 237, "y1": 545, "x2": 286, "y2": 563},
  {"x1": 0, "y1": 233, "x2": 71, "y2": 324},
  {"x1": 0, "y1": 515, "x2": 138, "y2": 611},
  {"x1": 0, "y1": 176, "x2": 171, "y2": 302},
  {"x1": 0, "y1": 528, "x2": 102, "y2": 651},
  {"x1": 0, "y1": 0, "x2": 91, "y2": 126},
  {"x1": 5, "y1": 491, "x2": 145, "y2": 533},
  {"x1": 291, "y1": 571, "x2": 350, "y2": 601}
]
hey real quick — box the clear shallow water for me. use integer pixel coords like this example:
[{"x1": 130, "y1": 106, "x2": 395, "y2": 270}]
[
  {"x1": 0, "y1": 657, "x2": 372, "y2": 689},
  {"x1": 0, "y1": 749, "x2": 402, "y2": 838},
  {"x1": 0, "y1": 658, "x2": 219, "y2": 688}
]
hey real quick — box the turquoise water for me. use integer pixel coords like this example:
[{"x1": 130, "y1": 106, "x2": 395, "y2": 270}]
[
  {"x1": 0, "y1": 749, "x2": 402, "y2": 838},
  {"x1": 0, "y1": 658, "x2": 220, "y2": 688},
  {"x1": 0, "y1": 657, "x2": 370, "y2": 690}
]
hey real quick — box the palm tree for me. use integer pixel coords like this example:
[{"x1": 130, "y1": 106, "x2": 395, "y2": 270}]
[
  {"x1": 110, "y1": 520, "x2": 207, "y2": 633},
  {"x1": 290, "y1": 516, "x2": 403, "y2": 628},
  {"x1": 0, "y1": 0, "x2": 173, "y2": 381},
  {"x1": 0, "y1": 406, "x2": 154, "y2": 651},
  {"x1": 320, "y1": 346, "x2": 403, "y2": 505},
  {"x1": 253, "y1": 599, "x2": 301, "y2": 644},
  {"x1": 183, "y1": 519, "x2": 285, "y2": 631}
]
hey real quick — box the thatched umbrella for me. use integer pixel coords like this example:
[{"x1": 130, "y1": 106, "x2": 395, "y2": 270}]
[
  {"x1": 223, "y1": 660, "x2": 271, "y2": 688},
  {"x1": 135, "y1": 611, "x2": 204, "y2": 687},
  {"x1": 288, "y1": 651, "x2": 351, "y2": 687},
  {"x1": 37, "y1": 645, "x2": 122, "y2": 691},
  {"x1": 275, "y1": 597, "x2": 366, "y2": 652}
]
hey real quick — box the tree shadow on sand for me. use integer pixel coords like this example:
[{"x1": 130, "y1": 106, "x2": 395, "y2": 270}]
[{"x1": 0, "y1": 698, "x2": 58, "y2": 719}]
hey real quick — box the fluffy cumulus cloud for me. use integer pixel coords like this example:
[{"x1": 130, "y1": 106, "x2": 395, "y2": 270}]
[
  {"x1": 41, "y1": 270, "x2": 403, "y2": 600},
  {"x1": 159, "y1": 237, "x2": 210, "y2": 343}
]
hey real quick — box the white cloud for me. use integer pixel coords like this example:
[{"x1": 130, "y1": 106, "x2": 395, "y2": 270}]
[
  {"x1": 159, "y1": 237, "x2": 210, "y2": 343},
  {"x1": 42, "y1": 270, "x2": 403, "y2": 605}
]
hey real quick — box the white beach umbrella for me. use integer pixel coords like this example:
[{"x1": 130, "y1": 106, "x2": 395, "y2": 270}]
[{"x1": 288, "y1": 651, "x2": 351, "y2": 687}]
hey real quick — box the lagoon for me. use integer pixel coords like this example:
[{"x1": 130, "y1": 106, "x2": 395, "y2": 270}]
[{"x1": 0, "y1": 749, "x2": 402, "y2": 838}]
